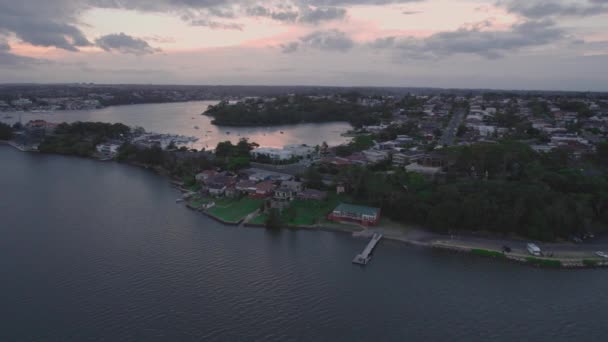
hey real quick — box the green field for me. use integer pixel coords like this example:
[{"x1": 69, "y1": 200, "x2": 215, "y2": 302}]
[
  {"x1": 249, "y1": 213, "x2": 268, "y2": 225},
  {"x1": 188, "y1": 196, "x2": 211, "y2": 208},
  {"x1": 284, "y1": 198, "x2": 338, "y2": 226},
  {"x1": 248, "y1": 196, "x2": 339, "y2": 227},
  {"x1": 207, "y1": 197, "x2": 264, "y2": 223}
]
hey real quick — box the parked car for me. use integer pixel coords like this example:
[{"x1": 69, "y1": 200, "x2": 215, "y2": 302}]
[
  {"x1": 502, "y1": 245, "x2": 512, "y2": 253},
  {"x1": 569, "y1": 235, "x2": 583, "y2": 244},
  {"x1": 527, "y1": 243, "x2": 542, "y2": 256},
  {"x1": 595, "y1": 251, "x2": 608, "y2": 259},
  {"x1": 583, "y1": 232, "x2": 595, "y2": 240}
]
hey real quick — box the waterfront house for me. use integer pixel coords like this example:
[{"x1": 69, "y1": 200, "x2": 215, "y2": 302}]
[
  {"x1": 205, "y1": 175, "x2": 236, "y2": 196},
  {"x1": 195, "y1": 169, "x2": 219, "y2": 183},
  {"x1": 235, "y1": 180, "x2": 257, "y2": 194},
  {"x1": 253, "y1": 180, "x2": 276, "y2": 198},
  {"x1": 363, "y1": 150, "x2": 389, "y2": 164},
  {"x1": 279, "y1": 180, "x2": 303, "y2": 193},
  {"x1": 224, "y1": 185, "x2": 238, "y2": 198},
  {"x1": 272, "y1": 180, "x2": 303, "y2": 208},
  {"x1": 328, "y1": 203, "x2": 381, "y2": 226}
]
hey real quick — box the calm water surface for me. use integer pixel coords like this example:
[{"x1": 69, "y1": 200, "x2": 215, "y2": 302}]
[
  {"x1": 0, "y1": 101, "x2": 352, "y2": 149},
  {"x1": 1, "y1": 147, "x2": 607, "y2": 341}
]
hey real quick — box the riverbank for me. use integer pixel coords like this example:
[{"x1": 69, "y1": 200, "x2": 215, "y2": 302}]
[
  {"x1": 4, "y1": 143, "x2": 607, "y2": 269},
  {"x1": 0, "y1": 140, "x2": 38, "y2": 152}
]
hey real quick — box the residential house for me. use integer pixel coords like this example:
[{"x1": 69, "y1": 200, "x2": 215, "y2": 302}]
[
  {"x1": 363, "y1": 150, "x2": 389, "y2": 164},
  {"x1": 195, "y1": 170, "x2": 219, "y2": 183},
  {"x1": 392, "y1": 153, "x2": 409, "y2": 167},
  {"x1": 253, "y1": 180, "x2": 276, "y2": 198},
  {"x1": 273, "y1": 181, "x2": 303, "y2": 201},
  {"x1": 204, "y1": 175, "x2": 236, "y2": 196},
  {"x1": 235, "y1": 180, "x2": 257, "y2": 194}
]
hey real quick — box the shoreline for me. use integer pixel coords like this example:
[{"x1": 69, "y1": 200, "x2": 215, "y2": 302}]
[{"x1": 3, "y1": 143, "x2": 607, "y2": 269}]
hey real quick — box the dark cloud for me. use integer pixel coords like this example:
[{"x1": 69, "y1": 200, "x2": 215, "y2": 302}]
[
  {"x1": 498, "y1": 0, "x2": 608, "y2": 18},
  {"x1": 369, "y1": 36, "x2": 396, "y2": 49},
  {"x1": 283, "y1": 29, "x2": 354, "y2": 53},
  {"x1": 299, "y1": 6, "x2": 347, "y2": 23},
  {"x1": 190, "y1": 18, "x2": 244, "y2": 30},
  {"x1": 0, "y1": 38, "x2": 47, "y2": 66},
  {"x1": 0, "y1": 0, "x2": 92, "y2": 51},
  {"x1": 0, "y1": 0, "x2": 425, "y2": 52},
  {"x1": 303, "y1": 0, "x2": 422, "y2": 5},
  {"x1": 280, "y1": 42, "x2": 301, "y2": 53},
  {"x1": 246, "y1": 5, "x2": 346, "y2": 24},
  {"x1": 372, "y1": 20, "x2": 566, "y2": 59},
  {"x1": 246, "y1": 5, "x2": 300, "y2": 22},
  {"x1": 95, "y1": 33, "x2": 160, "y2": 55}
]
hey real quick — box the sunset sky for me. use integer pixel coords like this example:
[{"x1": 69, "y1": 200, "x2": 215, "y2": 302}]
[{"x1": 1, "y1": 0, "x2": 608, "y2": 90}]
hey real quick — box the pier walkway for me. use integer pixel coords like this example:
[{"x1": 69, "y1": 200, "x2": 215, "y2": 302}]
[{"x1": 352, "y1": 233, "x2": 383, "y2": 265}]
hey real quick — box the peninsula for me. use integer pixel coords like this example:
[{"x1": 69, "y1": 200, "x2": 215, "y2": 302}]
[{"x1": 3, "y1": 89, "x2": 608, "y2": 268}]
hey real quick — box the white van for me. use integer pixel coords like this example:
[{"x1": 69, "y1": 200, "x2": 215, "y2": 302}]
[{"x1": 527, "y1": 243, "x2": 542, "y2": 256}]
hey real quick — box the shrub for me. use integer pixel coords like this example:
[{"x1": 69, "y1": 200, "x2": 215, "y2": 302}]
[
  {"x1": 471, "y1": 249, "x2": 506, "y2": 258},
  {"x1": 526, "y1": 257, "x2": 561, "y2": 268},
  {"x1": 583, "y1": 259, "x2": 598, "y2": 267}
]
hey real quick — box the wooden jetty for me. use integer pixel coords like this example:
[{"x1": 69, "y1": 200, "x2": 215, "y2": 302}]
[{"x1": 352, "y1": 233, "x2": 383, "y2": 265}]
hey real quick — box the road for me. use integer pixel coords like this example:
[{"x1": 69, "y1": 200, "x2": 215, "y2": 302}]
[
  {"x1": 440, "y1": 108, "x2": 468, "y2": 146},
  {"x1": 364, "y1": 221, "x2": 608, "y2": 260},
  {"x1": 432, "y1": 234, "x2": 608, "y2": 259}
]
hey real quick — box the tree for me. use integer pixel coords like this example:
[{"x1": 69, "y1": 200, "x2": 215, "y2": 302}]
[
  {"x1": 215, "y1": 141, "x2": 235, "y2": 157},
  {"x1": 303, "y1": 167, "x2": 324, "y2": 189},
  {"x1": 0, "y1": 122, "x2": 13, "y2": 140},
  {"x1": 265, "y1": 209, "x2": 283, "y2": 230},
  {"x1": 236, "y1": 138, "x2": 258, "y2": 157}
]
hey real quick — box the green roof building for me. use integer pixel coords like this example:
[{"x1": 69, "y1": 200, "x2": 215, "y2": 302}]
[{"x1": 329, "y1": 203, "x2": 381, "y2": 226}]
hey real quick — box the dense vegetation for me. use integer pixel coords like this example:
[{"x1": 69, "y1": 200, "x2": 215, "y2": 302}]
[
  {"x1": 0, "y1": 122, "x2": 13, "y2": 140},
  {"x1": 214, "y1": 138, "x2": 258, "y2": 170},
  {"x1": 38, "y1": 122, "x2": 130, "y2": 156},
  {"x1": 334, "y1": 141, "x2": 608, "y2": 241},
  {"x1": 116, "y1": 139, "x2": 257, "y2": 185},
  {"x1": 204, "y1": 95, "x2": 383, "y2": 128}
]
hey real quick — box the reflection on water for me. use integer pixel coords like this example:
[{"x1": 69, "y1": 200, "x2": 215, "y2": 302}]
[
  {"x1": 2, "y1": 147, "x2": 608, "y2": 341},
  {"x1": 0, "y1": 101, "x2": 352, "y2": 149}
]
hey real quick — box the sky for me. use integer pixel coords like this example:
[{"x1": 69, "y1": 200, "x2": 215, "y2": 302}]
[{"x1": 1, "y1": 0, "x2": 608, "y2": 91}]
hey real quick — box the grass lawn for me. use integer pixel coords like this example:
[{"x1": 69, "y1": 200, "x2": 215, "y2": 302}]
[
  {"x1": 207, "y1": 197, "x2": 264, "y2": 223},
  {"x1": 284, "y1": 195, "x2": 341, "y2": 226},
  {"x1": 186, "y1": 183, "x2": 201, "y2": 192},
  {"x1": 188, "y1": 196, "x2": 211, "y2": 208},
  {"x1": 249, "y1": 213, "x2": 268, "y2": 225}
]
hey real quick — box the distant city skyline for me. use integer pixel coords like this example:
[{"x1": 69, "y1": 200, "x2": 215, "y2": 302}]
[{"x1": 1, "y1": 0, "x2": 608, "y2": 91}]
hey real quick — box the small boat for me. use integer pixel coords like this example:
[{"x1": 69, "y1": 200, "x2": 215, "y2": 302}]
[
  {"x1": 280, "y1": 131, "x2": 284, "y2": 134},
  {"x1": 226, "y1": 131, "x2": 231, "y2": 135},
  {"x1": 194, "y1": 126, "x2": 200, "y2": 129}
]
